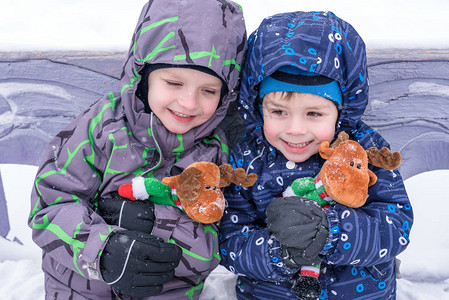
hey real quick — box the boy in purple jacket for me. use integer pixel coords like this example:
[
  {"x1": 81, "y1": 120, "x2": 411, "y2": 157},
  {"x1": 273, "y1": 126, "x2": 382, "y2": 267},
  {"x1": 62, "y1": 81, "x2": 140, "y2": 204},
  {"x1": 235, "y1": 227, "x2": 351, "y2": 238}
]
[{"x1": 28, "y1": 0, "x2": 246, "y2": 299}]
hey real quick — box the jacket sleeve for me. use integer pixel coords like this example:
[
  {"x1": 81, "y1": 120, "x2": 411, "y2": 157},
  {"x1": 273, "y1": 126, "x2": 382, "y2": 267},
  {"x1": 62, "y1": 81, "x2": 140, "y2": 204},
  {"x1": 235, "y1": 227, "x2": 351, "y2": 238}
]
[
  {"x1": 28, "y1": 98, "x2": 119, "y2": 280},
  {"x1": 321, "y1": 140, "x2": 413, "y2": 267},
  {"x1": 219, "y1": 149, "x2": 298, "y2": 282}
]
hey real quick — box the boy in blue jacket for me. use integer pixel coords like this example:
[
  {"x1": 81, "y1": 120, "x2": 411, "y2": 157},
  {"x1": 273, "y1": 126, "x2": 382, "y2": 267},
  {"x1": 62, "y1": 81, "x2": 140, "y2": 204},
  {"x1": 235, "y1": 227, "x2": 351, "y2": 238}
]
[{"x1": 219, "y1": 11, "x2": 413, "y2": 300}]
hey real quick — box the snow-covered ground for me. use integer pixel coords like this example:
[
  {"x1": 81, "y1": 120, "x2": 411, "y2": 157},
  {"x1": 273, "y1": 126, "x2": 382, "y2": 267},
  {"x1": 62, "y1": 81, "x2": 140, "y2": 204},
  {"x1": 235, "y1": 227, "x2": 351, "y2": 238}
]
[{"x1": 1, "y1": 164, "x2": 448, "y2": 299}]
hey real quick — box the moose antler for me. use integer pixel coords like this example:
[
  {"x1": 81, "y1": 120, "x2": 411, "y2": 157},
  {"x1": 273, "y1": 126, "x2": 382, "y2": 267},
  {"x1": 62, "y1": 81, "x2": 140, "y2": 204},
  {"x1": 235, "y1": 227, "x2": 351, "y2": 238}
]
[
  {"x1": 219, "y1": 164, "x2": 258, "y2": 188},
  {"x1": 330, "y1": 131, "x2": 349, "y2": 148},
  {"x1": 366, "y1": 147, "x2": 401, "y2": 170},
  {"x1": 319, "y1": 131, "x2": 349, "y2": 159}
]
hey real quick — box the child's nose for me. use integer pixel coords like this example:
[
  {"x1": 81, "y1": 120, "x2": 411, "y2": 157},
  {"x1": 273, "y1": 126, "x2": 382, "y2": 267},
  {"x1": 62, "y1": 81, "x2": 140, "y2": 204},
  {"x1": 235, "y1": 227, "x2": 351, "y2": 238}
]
[
  {"x1": 179, "y1": 89, "x2": 199, "y2": 110},
  {"x1": 286, "y1": 117, "x2": 307, "y2": 135}
]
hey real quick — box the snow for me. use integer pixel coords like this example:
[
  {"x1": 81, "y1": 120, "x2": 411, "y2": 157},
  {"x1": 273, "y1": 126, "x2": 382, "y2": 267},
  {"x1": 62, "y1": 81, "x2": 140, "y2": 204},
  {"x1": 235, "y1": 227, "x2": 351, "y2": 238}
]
[
  {"x1": 1, "y1": 0, "x2": 449, "y2": 51},
  {"x1": 409, "y1": 82, "x2": 449, "y2": 97},
  {"x1": 395, "y1": 170, "x2": 449, "y2": 299},
  {"x1": 1, "y1": 164, "x2": 448, "y2": 299}
]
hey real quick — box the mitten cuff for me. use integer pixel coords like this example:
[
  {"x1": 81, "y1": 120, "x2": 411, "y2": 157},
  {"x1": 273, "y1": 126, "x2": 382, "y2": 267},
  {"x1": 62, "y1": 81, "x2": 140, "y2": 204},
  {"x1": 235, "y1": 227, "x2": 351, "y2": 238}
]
[
  {"x1": 320, "y1": 205, "x2": 341, "y2": 256},
  {"x1": 95, "y1": 229, "x2": 122, "y2": 282},
  {"x1": 281, "y1": 245, "x2": 302, "y2": 269},
  {"x1": 267, "y1": 234, "x2": 299, "y2": 279}
]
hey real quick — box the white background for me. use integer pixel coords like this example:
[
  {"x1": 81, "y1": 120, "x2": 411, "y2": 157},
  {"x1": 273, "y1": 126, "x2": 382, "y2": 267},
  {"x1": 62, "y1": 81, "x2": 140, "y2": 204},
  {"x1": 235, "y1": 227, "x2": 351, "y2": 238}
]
[{"x1": 1, "y1": 0, "x2": 449, "y2": 51}]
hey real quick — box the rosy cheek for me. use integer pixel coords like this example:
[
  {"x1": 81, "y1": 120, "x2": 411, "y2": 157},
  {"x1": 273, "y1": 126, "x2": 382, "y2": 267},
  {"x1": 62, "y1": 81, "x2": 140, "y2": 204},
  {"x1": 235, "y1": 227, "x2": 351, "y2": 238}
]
[{"x1": 263, "y1": 126, "x2": 276, "y2": 144}]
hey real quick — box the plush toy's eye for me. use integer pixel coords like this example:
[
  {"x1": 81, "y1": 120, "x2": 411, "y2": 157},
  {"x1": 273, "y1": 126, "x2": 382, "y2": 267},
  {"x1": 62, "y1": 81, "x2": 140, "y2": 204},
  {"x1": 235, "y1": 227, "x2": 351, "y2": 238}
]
[
  {"x1": 357, "y1": 164, "x2": 362, "y2": 169},
  {"x1": 212, "y1": 186, "x2": 217, "y2": 190},
  {"x1": 205, "y1": 186, "x2": 210, "y2": 189},
  {"x1": 349, "y1": 161, "x2": 355, "y2": 167}
]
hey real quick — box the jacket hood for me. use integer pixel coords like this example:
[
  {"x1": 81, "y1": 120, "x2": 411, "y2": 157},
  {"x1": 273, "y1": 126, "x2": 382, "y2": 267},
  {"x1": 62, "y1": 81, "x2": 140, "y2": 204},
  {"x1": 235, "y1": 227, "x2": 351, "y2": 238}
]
[
  {"x1": 239, "y1": 11, "x2": 368, "y2": 140},
  {"x1": 119, "y1": 0, "x2": 247, "y2": 153}
]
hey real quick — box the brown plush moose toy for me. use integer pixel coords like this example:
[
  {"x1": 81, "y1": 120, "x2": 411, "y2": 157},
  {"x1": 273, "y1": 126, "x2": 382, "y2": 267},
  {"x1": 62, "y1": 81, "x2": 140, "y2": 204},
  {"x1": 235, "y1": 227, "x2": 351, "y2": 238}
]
[
  {"x1": 119, "y1": 162, "x2": 257, "y2": 224},
  {"x1": 284, "y1": 131, "x2": 402, "y2": 208},
  {"x1": 283, "y1": 131, "x2": 402, "y2": 300}
]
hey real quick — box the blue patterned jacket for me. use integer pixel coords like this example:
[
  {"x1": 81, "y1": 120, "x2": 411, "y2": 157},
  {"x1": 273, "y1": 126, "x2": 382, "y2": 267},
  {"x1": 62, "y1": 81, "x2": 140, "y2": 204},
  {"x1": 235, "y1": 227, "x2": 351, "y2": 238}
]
[{"x1": 219, "y1": 11, "x2": 413, "y2": 299}]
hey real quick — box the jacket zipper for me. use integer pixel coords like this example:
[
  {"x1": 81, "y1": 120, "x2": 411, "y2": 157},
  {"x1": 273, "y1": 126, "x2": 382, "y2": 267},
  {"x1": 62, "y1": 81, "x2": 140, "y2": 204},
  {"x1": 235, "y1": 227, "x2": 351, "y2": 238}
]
[{"x1": 140, "y1": 112, "x2": 162, "y2": 177}]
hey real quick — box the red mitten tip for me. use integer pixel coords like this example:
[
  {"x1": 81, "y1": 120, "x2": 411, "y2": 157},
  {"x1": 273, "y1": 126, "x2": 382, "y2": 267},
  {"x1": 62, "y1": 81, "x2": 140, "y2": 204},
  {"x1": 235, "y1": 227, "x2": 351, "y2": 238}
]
[{"x1": 118, "y1": 183, "x2": 136, "y2": 201}]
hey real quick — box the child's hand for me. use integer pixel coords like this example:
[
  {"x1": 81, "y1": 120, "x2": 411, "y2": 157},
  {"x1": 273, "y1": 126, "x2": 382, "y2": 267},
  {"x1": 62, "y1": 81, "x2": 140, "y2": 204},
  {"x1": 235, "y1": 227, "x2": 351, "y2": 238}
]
[
  {"x1": 97, "y1": 193, "x2": 155, "y2": 233},
  {"x1": 266, "y1": 197, "x2": 329, "y2": 267},
  {"x1": 100, "y1": 230, "x2": 182, "y2": 298}
]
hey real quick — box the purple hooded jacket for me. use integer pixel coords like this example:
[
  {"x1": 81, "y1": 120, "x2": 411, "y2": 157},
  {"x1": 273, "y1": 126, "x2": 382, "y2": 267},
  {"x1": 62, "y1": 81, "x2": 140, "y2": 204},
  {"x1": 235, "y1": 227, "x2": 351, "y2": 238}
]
[{"x1": 28, "y1": 1, "x2": 247, "y2": 299}]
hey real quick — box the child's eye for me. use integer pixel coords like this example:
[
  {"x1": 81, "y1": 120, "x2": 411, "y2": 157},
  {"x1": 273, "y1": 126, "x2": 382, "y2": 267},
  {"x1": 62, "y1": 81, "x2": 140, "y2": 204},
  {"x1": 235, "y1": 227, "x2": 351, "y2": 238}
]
[
  {"x1": 271, "y1": 110, "x2": 285, "y2": 116},
  {"x1": 166, "y1": 81, "x2": 182, "y2": 87},
  {"x1": 307, "y1": 111, "x2": 322, "y2": 117},
  {"x1": 203, "y1": 89, "x2": 217, "y2": 95}
]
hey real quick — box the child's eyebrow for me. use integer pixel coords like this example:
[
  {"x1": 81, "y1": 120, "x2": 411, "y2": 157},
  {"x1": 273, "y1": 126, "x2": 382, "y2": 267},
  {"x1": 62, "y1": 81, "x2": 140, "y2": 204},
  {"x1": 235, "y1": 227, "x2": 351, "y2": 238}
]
[
  {"x1": 161, "y1": 69, "x2": 222, "y2": 88},
  {"x1": 263, "y1": 97, "x2": 287, "y2": 108},
  {"x1": 305, "y1": 103, "x2": 334, "y2": 110},
  {"x1": 160, "y1": 69, "x2": 180, "y2": 78}
]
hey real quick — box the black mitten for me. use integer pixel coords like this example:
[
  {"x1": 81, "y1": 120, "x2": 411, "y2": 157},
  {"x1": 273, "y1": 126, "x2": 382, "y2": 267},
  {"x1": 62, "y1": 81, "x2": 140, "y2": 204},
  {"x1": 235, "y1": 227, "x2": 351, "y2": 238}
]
[
  {"x1": 266, "y1": 196, "x2": 329, "y2": 267},
  {"x1": 100, "y1": 230, "x2": 182, "y2": 298},
  {"x1": 97, "y1": 193, "x2": 155, "y2": 233}
]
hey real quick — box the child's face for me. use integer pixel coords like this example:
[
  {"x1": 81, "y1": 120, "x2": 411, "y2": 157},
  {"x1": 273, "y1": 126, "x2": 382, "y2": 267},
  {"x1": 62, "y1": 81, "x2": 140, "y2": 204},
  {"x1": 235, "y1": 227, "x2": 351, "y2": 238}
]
[
  {"x1": 262, "y1": 92, "x2": 339, "y2": 163},
  {"x1": 147, "y1": 68, "x2": 222, "y2": 134}
]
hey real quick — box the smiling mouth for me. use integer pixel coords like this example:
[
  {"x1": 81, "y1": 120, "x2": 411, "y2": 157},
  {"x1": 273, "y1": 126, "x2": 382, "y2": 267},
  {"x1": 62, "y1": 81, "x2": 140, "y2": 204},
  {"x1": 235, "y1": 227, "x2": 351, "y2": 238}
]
[
  {"x1": 170, "y1": 109, "x2": 193, "y2": 118},
  {"x1": 286, "y1": 141, "x2": 311, "y2": 148}
]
